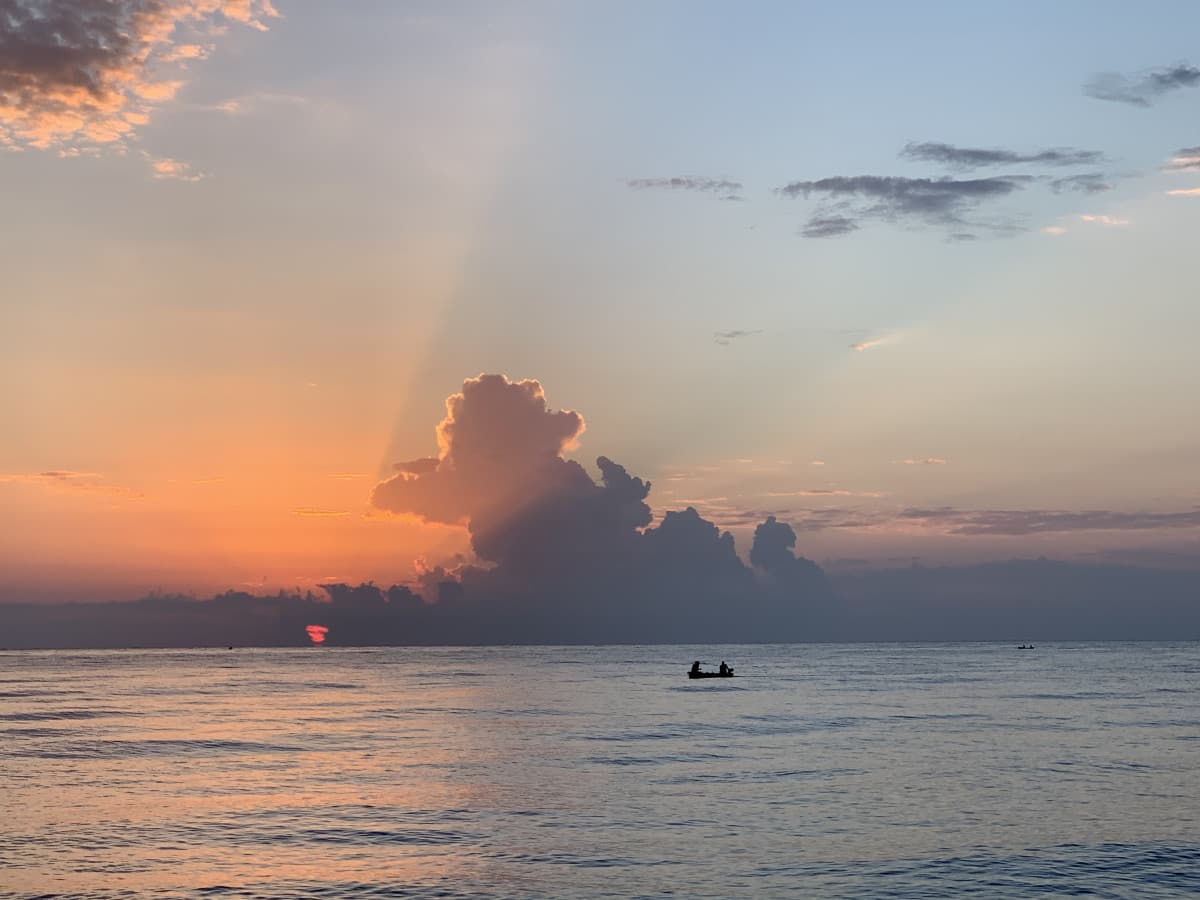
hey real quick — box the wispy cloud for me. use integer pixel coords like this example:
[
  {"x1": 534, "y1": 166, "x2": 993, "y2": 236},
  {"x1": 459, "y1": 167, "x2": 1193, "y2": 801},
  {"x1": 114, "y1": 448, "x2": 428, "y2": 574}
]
[
  {"x1": 292, "y1": 508, "x2": 351, "y2": 518},
  {"x1": 713, "y1": 329, "x2": 762, "y2": 346},
  {"x1": 1163, "y1": 146, "x2": 1200, "y2": 172},
  {"x1": 901, "y1": 141, "x2": 1103, "y2": 169},
  {"x1": 208, "y1": 92, "x2": 310, "y2": 116},
  {"x1": 851, "y1": 331, "x2": 905, "y2": 352},
  {"x1": 801, "y1": 215, "x2": 859, "y2": 238},
  {"x1": 0, "y1": 0, "x2": 277, "y2": 161},
  {"x1": 0, "y1": 470, "x2": 142, "y2": 497},
  {"x1": 765, "y1": 489, "x2": 886, "y2": 498},
  {"x1": 901, "y1": 507, "x2": 1200, "y2": 536},
  {"x1": 1049, "y1": 173, "x2": 1112, "y2": 194},
  {"x1": 626, "y1": 176, "x2": 743, "y2": 200},
  {"x1": 1041, "y1": 225, "x2": 1068, "y2": 236},
  {"x1": 1085, "y1": 63, "x2": 1200, "y2": 107},
  {"x1": 899, "y1": 458, "x2": 947, "y2": 466},
  {"x1": 1079, "y1": 214, "x2": 1129, "y2": 227},
  {"x1": 1166, "y1": 187, "x2": 1200, "y2": 197}
]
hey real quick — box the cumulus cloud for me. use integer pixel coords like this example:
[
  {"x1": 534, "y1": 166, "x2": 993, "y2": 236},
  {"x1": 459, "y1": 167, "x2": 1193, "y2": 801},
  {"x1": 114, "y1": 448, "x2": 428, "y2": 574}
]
[
  {"x1": 369, "y1": 374, "x2": 831, "y2": 638},
  {"x1": 901, "y1": 141, "x2": 1103, "y2": 169},
  {"x1": 0, "y1": 0, "x2": 278, "y2": 155},
  {"x1": 371, "y1": 374, "x2": 589, "y2": 538},
  {"x1": 1085, "y1": 64, "x2": 1200, "y2": 106},
  {"x1": 778, "y1": 175, "x2": 1026, "y2": 237},
  {"x1": 625, "y1": 176, "x2": 743, "y2": 199}
]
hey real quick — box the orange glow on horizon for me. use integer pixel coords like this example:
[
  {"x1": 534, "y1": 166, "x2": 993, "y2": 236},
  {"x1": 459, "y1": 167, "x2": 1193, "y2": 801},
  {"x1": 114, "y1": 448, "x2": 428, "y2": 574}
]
[{"x1": 305, "y1": 624, "x2": 329, "y2": 644}]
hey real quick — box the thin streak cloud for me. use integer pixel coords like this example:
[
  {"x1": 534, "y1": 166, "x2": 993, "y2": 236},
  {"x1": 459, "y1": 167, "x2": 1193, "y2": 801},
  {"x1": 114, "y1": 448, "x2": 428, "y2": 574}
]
[{"x1": 901, "y1": 141, "x2": 1103, "y2": 169}]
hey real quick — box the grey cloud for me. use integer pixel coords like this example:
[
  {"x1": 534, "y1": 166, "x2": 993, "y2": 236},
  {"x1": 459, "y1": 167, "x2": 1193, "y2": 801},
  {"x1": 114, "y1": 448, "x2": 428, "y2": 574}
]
[
  {"x1": 1085, "y1": 64, "x2": 1200, "y2": 106},
  {"x1": 713, "y1": 329, "x2": 763, "y2": 345},
  {"x1": 626, "y1": 176, "x2": 743, "y2": 196},
  {"x1": 1163, "y1": 146, "x2": 1200, "y2": 172},
  {"x1": 901, "y1": 141, "x2": 1103, "y2": 169},
  {"x1": 899, "y1": 507, "x2": 1200, "y2": 536},
  {"x1": 777, "y1": 175, "x2": 1027, "y2": 236},
  {"x1": 801, "y1": 215, "x2": 860, "y2": 238},
  {"x1": 1049, "y1": 173, "x2": 1113, "y2": 194}
]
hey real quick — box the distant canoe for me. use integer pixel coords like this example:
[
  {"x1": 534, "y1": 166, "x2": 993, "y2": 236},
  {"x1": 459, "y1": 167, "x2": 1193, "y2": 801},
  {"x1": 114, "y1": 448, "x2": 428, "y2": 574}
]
[{"x1": 688, "y1": 670, "x2": 734, "y2": 679}]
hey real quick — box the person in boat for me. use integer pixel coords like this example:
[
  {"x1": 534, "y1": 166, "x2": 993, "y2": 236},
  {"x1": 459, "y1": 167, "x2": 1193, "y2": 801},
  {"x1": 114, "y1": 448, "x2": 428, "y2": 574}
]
[
  {"x1": 690, "y1": 660, "x2": 701, "y2": 676},
  {"x1": 718, "y1": 661, "x2": 729, "y2": 675}
]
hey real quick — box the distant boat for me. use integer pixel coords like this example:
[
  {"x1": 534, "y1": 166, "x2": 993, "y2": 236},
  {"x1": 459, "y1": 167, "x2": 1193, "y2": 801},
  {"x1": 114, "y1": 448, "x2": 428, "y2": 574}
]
[
  {"x1": 688, "y1": 668, "x2": 735, "y2": 679},
  {"x1": 1018, "y1": 644, "x2": 1035, "y2": 650}
]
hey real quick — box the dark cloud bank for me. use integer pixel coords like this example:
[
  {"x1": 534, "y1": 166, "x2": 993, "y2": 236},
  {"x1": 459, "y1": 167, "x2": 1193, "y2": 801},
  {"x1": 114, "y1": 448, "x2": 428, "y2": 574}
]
[{"x1": 4, "y1": 374, "x2": 1200, "y2": 648}]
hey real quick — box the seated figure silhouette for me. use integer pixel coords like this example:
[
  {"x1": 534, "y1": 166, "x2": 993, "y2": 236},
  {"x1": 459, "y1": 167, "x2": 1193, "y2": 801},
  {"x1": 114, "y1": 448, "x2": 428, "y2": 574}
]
[
  {"x1": 718, "y1": 661, "x2": 729, "y2": 675},
  {"x1": 690, "y1": 660, "x2": 701, "y2": 676}
]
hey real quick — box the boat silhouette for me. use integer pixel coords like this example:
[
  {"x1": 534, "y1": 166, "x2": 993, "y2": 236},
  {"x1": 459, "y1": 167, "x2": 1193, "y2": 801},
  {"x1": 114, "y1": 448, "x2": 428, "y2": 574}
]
[{"x1": 688, "y1": 670, "x2": 735, "y2": 678}]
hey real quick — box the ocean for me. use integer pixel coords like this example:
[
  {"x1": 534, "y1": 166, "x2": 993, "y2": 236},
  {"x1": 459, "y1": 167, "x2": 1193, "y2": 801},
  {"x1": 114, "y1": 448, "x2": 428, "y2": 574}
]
[{"x1": 2, "y1": 643, "x2": 1199, "y2": 898}]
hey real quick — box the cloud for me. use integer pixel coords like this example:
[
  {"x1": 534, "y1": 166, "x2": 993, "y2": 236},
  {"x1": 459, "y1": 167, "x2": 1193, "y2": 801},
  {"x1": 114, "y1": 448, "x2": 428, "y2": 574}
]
[
  {"x1": 146, "y1": 154, "x2": 203, "y2": 181},
  {"x1": 0, "y1": 470, "x2": 141, "y2": 497},
  {"x1": 900, "y1": 507, "x2": 1200, "y2": 536},
  {"x1": 1164, "y1": 147, "x2": 1200, "y2": 172},
  {"x1": 371, "y1": 374, "x2": 589, "y2": 536},
  {"x1": 1085, "y1": 64, "x2": 1200, "y2": 106},
  {"x1": 1166, "y1": 187, "x2": 1200, "y2": 197},
  {"x1": 625, "y1": 176, "x2": 743, "y2": 199},
  {"x1": 801, "y1": 215, "x2": 859, "y2": 238},
  {"x1": 901, "y1": 141, "x2": 1103, "y2": 169},
  {"x1": 1079, "y1": 214, "x2": 1129, "y2": 227},
  {"x1": 370, "y1": 374, "x2": 831, "y2": 639},
  {"x1": 900, "y1": 458, "x2": 946, "y2": 466},
  {"x1": 292, "y1": 508, "x2": 350, "y2": 518},
  {"x1": 208, "y1": 91, "x2": 309, "y2": 116},
  {"x1": 713, "y1": 329, "x2": 762, "y2": 345},
  {"x1": 851, "y1": 332, "x2": 905, "y2": 352},
  {"x1": 778, "y1": 175, "x2": 1026, "y2": 237},
  {"x1": 1041, "y1": 225, "x2": 1068, "y2": 236},
  {"x1": 765, "y1": 489, "x2": 885, "y2": 498},
  {"x1": 1049, "y1": 173, "x2": 1112, "y2": 194},
  {"x1": 0, "y1": 0, "x2": 277, "y2": 155}
]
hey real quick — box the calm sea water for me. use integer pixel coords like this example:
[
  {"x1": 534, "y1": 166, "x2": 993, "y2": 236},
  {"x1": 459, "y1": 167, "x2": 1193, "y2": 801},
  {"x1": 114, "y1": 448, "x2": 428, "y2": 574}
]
[{"x1": 2, "y1": 643, "x2": 1199, "y2": 898}]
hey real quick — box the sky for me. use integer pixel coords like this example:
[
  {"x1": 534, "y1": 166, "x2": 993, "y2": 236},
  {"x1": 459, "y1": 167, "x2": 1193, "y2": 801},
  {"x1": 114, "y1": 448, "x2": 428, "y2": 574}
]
[{"x1": 3, "y1": 0, "x2": 1200, "y2": 610}]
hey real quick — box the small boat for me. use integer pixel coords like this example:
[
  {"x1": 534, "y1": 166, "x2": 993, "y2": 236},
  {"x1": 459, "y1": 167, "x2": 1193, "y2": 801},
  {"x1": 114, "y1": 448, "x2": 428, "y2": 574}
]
[
  {"x1": 688, "y1": 668, "x2": 734, "y2": 678},
  {"x1": 1018, "y1": 644, "x2": 1035, "y2": 649}
]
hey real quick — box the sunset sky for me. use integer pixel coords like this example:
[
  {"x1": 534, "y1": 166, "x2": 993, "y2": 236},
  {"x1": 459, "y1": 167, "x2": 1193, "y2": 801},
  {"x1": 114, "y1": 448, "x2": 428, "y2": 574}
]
[{"x1": 3, "y1": 1, "x2": 1200, "y2": 603}]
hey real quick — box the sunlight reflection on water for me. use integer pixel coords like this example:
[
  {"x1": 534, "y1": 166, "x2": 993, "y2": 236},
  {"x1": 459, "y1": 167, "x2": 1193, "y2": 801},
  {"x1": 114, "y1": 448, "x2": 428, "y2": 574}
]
[{"x1": 2, "y1": 643, "x2": 1199, "y2": 897}]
